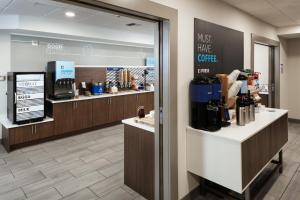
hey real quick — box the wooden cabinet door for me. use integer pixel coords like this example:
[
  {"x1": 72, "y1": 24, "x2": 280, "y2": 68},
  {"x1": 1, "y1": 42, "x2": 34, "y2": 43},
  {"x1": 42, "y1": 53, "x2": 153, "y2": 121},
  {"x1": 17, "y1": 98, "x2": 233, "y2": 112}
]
[
  {"x1": 73, "y1": 100, "x2": 93, "y2": 130},
  {"x1": 53, "y1": 102, "x2": 74, "y2": 135},
  {"x1": 139, "y1": 130, "x2": 154, "y2": 200},
  {"x1": 92, "y1": 98, "x2": 110, "y2": 126},
  {"x1": 109, "y1": 96, "x2": 124, "y2": 123},
  {"x1": 124, "y1": 94, "x2": 138, "y2": 119},
  {"x1": 11, "y1": 125, "x2": 38, "y2": 145},
  {"x1": 124, "y1": 125, "x2": 140, "y2": 191},
  {"x1": 37, "y1": 122, "x2": 54, "y2": 139},
  {"x1": 138, "y1": 93, "x2": 154, "y2": 114}
]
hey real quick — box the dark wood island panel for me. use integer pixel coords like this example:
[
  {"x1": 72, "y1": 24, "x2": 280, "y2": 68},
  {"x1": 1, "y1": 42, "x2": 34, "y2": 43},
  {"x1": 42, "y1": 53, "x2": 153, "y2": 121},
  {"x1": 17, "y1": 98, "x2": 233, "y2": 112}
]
[
  {"x1": 124, "y1": 124, "x2": 154, "y2": 200},
  {"x1": 241, "y1": 114, "x2": 288, "y2": 188}
]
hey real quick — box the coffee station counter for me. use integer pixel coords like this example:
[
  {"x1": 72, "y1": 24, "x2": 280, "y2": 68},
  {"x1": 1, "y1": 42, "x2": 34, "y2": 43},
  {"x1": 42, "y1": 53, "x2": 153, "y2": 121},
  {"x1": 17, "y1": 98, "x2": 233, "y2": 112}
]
[
  {"x1": 187, "y1": 108, "x2": 288, "y2": 142},
  {"x1": 186, "y1": 108, "x2": 288, "y2": 198},
  {"x1": 47, "y1": 90, "x2": 154, "y2": 104}
]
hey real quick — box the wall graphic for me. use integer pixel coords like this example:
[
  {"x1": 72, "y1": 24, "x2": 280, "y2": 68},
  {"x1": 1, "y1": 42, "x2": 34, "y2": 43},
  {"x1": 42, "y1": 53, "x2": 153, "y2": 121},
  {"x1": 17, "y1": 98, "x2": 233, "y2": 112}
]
[{"x1": 194, "y1": 18, "x2": 244, "y2": 76}]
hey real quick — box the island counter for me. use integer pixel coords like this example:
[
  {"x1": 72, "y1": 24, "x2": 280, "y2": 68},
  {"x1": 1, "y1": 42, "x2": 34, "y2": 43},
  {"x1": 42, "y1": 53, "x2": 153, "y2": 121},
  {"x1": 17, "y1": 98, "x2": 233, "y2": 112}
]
[
  {"x1": 186, "y1": 108, "x2": 288, "y2": 198},
  {"x1": 122, "y1": 117, "x2": 155, "y2": 200}
]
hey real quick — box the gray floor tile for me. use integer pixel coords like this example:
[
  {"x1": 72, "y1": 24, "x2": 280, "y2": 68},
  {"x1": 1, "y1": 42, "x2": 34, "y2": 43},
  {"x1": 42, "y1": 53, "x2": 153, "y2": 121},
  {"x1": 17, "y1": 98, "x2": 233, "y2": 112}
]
[
  {"x1": 80, "y1": 149, "x2": 115, "y2": 163},
  {"x1": 280, "y1": 171, "x2": 300, "y2": 200},
  {"x1": 27, "y1": 187, "x2": 62, "y2": 200},
  {"x1": 70, "y1": 158, "x2": 110, "y2": 177},
  {"x1": 40, "y1": 159, "x2": 86, "y2": 179},
  {"x1": 100, "y1": 188, "x2": 134, "y2": 200},
  {"x1": 104, "y1": 151, "x2": 124, "y2": 163},
  {"x1": 89, "y1": 172, "x2": 123, "y2": 197},
  {"x1": 0, "y1": 188, "x2": 26, "y2": 200},
  {"x1": 0, "y1": 171, "x2": 46, "y2": 194},
  {"x1": 60, "y1": 188, "x2": 98, "y2": 200},
  {"x1": 55, "y1": 171, "x2": 105, "y2": 197},
  {"x1": 98, "y1": 161, "x2": 123, "y2": 178},
  {"x1": 22, "y1": 172, "x2": 73, "y2": 198}
]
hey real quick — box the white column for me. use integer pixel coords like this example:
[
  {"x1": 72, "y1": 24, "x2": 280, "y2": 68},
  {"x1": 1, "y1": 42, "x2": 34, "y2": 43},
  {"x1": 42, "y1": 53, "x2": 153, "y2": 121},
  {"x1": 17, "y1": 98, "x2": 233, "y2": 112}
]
[{"x1": 0, "y1": 31, "x2": 11, "y2": 138}]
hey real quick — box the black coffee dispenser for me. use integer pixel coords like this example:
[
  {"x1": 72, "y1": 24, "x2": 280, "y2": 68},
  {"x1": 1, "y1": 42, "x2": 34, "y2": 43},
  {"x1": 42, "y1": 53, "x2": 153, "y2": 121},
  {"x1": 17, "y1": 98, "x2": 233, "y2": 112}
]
[
  {"x1": 46, "y1": 61, "x2": 75, "y2": 100},
  {"x1": 190, "y1": 76, "x2": 222, "y2": 132}
]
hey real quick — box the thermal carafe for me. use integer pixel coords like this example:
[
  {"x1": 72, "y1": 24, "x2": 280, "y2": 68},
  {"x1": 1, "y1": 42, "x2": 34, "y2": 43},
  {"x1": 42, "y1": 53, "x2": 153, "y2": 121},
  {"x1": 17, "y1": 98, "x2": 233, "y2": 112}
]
[{"x1": 236, "y1": 97, "x2": 246, "y2": 126}]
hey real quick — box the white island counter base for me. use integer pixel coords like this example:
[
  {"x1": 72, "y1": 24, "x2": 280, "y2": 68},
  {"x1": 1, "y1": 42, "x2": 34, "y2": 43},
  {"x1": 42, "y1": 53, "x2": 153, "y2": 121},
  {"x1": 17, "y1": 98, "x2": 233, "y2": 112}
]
[{"x1": 186, "y1": 108, "x2": 288, "y2": 196}]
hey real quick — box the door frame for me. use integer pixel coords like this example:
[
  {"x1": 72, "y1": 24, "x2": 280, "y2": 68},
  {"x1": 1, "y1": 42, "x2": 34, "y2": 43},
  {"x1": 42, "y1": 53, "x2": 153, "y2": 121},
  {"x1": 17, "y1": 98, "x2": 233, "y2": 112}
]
[
  {"x1": 251, "y1": 34, "x2": 280, "y2": 108},
  {"x1": 54, "y1": 1, "x2": 178, "y2": 199}
]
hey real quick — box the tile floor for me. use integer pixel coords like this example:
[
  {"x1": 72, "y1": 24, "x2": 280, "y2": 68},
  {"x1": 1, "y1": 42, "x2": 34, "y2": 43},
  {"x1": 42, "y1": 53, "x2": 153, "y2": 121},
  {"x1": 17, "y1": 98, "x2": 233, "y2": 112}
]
[
  {"x1": 0, "y1": 123, "x2": 300, "y2": 200},
  {"x1": 195, "y1": 122, "x2": 300, "y2": 200},
  {"x1": 0, "y1": 124, "x2": 146, "y2": 200}
]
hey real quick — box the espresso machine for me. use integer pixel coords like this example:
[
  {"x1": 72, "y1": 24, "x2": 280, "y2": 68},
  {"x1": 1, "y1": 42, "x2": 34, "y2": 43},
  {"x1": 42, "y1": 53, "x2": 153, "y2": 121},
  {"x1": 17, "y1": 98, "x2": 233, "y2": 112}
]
[
  {"x1": 46, "y1": 61, "x2": 75, "y2": 100},
  {"x1": 190, "y1": 76, "x2": 222, "y2": 132}
]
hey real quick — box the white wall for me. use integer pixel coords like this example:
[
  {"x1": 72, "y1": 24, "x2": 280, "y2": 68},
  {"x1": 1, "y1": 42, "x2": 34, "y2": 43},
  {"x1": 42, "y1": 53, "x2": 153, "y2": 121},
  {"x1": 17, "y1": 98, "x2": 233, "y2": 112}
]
[
  {"x1": 150, "y1": 0, "x2": 279, "y2": 198},
  {"x1": 286, "y1": 38, "x2": 300, "y2": 119},
  {"x1": 0, "y1": 31, "x2": 11, "y2": 138},
  {"x1": 280, "y1": 38, "x2": 289, "y2": 110}
]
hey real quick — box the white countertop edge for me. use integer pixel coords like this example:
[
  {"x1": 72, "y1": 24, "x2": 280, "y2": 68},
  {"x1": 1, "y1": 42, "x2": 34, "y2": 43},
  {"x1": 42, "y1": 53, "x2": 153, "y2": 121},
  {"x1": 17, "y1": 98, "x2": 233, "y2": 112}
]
[
  {"x1": 47, "y1": 90, "x2": 154, "y2": 104},
  {"x1": 187, "y1": 108, "x2": 288, "y2": 143},
  {"x1": 122, "y1": 118, "x2": 155, "y2": 133},
  {"x1": 0, "y1": 117, "x2": 54, "y2": 129}
]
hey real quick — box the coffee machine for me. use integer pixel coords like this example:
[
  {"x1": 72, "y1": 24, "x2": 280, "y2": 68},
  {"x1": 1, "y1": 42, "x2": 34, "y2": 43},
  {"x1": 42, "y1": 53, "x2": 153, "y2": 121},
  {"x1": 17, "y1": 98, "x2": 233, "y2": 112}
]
[
  {"x1": 190, "y1": 76, "x2": 222, "y2": 131},
  {"x1": 46, "y1": 61, "x2": 75, "y2": 100}
]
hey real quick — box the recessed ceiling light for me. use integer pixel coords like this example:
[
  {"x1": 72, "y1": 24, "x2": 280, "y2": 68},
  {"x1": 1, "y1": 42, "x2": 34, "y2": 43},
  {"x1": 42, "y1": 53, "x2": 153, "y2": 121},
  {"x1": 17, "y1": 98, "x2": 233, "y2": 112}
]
[{"x1": 65, "y1": 11, "x2": 75, "y2": 18}]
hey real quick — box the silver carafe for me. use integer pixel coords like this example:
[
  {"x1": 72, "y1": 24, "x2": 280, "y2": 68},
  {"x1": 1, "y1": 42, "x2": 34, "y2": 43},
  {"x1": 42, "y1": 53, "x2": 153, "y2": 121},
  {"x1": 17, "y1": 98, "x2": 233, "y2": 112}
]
[
  {"x1": 249, "y1": 104, "x2": 255, "y2": 121},
  {"x1": 237, "y1": 106, "x2": 246, "y2": 126},
  {"x1": 245, "y1": 105, "x2": 250, "y2": 124}
]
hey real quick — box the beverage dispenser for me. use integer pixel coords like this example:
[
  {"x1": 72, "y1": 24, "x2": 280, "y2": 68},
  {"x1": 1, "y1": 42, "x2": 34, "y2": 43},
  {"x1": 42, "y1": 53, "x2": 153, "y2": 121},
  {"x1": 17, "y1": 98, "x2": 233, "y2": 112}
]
[
  {"x1": 190, "y1": 76, "x2": 222, "y2": 132},
  {"x1": 46, "y1": 61, "x2": 75, "y2": 100}
]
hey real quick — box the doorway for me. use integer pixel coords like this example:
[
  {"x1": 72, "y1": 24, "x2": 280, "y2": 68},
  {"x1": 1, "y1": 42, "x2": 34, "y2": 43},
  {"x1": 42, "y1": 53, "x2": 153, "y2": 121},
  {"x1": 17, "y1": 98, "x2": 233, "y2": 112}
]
[
  {"x1": 2, "y1": 0, "x2": 178, "y2": 199},
  {"x1": 251, "y1": 34, "x2": 280, "y2": 108}
]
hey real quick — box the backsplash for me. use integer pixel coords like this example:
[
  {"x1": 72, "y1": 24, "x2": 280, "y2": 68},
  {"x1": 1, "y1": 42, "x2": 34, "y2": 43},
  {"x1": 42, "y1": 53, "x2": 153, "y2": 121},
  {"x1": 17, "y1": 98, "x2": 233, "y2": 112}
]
[{"x1": 106, "y1": 67, "x2": 156, "y2": 87}]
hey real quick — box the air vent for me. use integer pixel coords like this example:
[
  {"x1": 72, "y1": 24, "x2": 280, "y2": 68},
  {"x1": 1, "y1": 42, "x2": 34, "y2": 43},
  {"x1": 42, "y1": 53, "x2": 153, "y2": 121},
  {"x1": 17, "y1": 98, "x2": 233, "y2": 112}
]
[{"x1": 126, "y1": 23, "x2": 141, "y2": 27}]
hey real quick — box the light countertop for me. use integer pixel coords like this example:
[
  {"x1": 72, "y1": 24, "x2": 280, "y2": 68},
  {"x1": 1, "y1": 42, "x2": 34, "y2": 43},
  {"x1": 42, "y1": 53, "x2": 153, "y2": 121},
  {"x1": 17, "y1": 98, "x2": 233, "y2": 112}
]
[
  {"x1": 122, "y1": 117, "x2": 155, "y2": 133},
  {"x1": 187, "y1": 108, "x2": 288, "y2": 143},
  {"x1": 47, "y1": 90, "x2": 154, "y2": 104},
  {"x1": 0, "y1": 117, "x2": 54, "y2": 129}
]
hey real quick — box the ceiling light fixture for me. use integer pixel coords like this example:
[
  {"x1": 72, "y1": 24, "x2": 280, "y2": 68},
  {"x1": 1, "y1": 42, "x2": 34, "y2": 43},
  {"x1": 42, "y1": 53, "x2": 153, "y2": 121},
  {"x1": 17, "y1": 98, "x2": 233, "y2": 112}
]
[{"x1": 65, "y1": 11, "x2": 75, "y2": 18}]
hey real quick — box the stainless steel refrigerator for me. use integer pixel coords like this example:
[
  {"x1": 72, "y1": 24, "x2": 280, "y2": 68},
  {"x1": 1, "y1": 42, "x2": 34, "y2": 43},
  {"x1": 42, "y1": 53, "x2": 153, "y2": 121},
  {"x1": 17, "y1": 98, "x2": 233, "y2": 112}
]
[{"x1": 7, "y1": 72, "x2": 46, "y2": 124}]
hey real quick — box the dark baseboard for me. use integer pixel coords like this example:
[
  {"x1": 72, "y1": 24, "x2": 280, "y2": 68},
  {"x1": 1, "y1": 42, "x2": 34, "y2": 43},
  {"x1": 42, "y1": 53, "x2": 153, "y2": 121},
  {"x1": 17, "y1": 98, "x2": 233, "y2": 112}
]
[
  {"x1": 288, "y1": 118, "x2": 300, "y2": 123},
  {"x1": 181, "y1": 185, "x2": 201, "y2": 200}
]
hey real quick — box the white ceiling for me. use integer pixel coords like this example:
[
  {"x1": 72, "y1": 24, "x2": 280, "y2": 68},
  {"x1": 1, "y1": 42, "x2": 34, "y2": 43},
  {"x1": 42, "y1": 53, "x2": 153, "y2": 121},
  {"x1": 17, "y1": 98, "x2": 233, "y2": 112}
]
[
  {"x1": 0, "y1": 0, "x2": 156, "y2": 33},
  {"x1": 222, "y1": 0, "x2": 300, "y2": 27}
]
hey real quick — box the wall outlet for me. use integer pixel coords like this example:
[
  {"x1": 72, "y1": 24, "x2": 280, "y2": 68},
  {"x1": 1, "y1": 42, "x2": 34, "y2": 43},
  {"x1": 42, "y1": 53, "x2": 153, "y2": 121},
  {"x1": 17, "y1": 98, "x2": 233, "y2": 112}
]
[{"x1": 0, "y1": 76, "x2": 6, "y2": 81}]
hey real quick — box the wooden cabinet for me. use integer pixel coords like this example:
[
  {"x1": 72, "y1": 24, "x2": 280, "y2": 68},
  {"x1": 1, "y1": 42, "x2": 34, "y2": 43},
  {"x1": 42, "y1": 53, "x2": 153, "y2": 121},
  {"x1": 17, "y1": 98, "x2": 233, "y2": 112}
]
[
  {"x1": 124, "y1": 94, "x2": 138, "y2": 119},
  {"x1": 11, "y1": 125, "x2": 38, "y2": 145},
  {"x1": 124, "y1": 92, "x2": 154, "y2": 119},
  {"x1": 73, "y1": 101, "x2": 93, "y2": 130},
  {"x1": 108, "y1": 96, "x2": 125, "y2": 123},
  {"x1": 92, "y1": 98, "x2": 110, "y2": 126},
  {"x1": 5, "y1": 121, "x2": 54, "y2": 147},
  {"x1": 53, "y1": 102, "x2": 74, "y2": 135},
  {"x1": 124, "y1": 124, "x2": 154, "y2": 200},
  {"x1": 36, "y1": 122, "x2": 54, "y2": 140},
  {"x1": 138, "y1": 93, "x2": 154, "y2": 114},
  {"x1": 53, "y1": 101, "x2": 92, "y2": 135}
]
